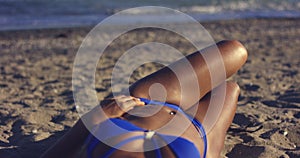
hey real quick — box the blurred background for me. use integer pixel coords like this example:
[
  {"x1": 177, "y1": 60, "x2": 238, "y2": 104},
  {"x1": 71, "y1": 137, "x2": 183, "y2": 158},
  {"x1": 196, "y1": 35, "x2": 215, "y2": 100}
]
[
  {"x1": 0, "y1": 1, "x2": 299, "y2": 158},
  {"x1": 0, "y1": 0, "x2": 300, "y2": 30}
]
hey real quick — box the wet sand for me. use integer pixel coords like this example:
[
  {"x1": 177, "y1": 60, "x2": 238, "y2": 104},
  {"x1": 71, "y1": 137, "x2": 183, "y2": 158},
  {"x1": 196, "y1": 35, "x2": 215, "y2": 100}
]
[{"x1": 0, "y1": 18, "x2": 299, "y2": 158}]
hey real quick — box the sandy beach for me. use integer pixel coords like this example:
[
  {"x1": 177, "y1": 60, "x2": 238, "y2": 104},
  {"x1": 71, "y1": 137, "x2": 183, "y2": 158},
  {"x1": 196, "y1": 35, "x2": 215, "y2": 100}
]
[{"x1": 0, "y1": 18, "x2": 299, "y2": 158}]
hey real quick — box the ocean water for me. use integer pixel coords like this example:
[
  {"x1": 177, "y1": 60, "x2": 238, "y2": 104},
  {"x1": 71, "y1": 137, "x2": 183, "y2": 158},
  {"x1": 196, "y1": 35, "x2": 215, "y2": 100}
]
[{"x1": 0, "y1": 0, "x2": 299, "y2": 30}]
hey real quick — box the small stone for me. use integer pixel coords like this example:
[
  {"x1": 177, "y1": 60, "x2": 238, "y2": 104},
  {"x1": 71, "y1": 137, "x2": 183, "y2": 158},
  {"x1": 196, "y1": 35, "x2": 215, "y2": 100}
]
[
  {"x1": 32, "y1": 129, "x2": 38, "y2": 133},
  {"x1": 33, "y1": 132, "x2": 51, "y2": 141},
  {"x1": 283, "y1": 131, "x2": 288, "y2": 136}
]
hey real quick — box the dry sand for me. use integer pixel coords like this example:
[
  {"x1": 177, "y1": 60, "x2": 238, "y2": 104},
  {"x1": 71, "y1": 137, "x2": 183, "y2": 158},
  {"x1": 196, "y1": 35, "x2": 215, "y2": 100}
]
[{"x1": 0, "y1": 18, "x2": 299, "y2": 158}]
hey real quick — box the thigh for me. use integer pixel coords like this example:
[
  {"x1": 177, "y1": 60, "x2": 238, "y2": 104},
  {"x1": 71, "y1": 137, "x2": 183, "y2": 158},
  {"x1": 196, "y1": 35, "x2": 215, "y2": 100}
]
[
  {"x1": 185, "y1": 82, "x2": 240, "y2": 132},
  {"x1": 129, "y1": 40, "x2": 247, "y2": 110}
]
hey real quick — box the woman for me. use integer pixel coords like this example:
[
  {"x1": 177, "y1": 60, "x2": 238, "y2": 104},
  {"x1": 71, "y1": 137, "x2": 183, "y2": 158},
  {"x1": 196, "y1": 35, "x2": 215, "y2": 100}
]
[{"x1": 41, "y1": 40, "x2": 248, "y2": 158}]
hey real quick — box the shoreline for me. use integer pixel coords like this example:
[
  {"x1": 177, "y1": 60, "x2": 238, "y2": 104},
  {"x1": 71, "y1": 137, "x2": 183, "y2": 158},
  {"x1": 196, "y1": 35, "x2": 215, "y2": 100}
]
[
  {"x1": 0, "y1": 18, "x2": 299, "y2": 158},
  {"x1": 0, "y1": 17, "x2": 298, "y2": 34},
  {"x1": 1, "y1": 14, "x2": 300, "y2": 32}
]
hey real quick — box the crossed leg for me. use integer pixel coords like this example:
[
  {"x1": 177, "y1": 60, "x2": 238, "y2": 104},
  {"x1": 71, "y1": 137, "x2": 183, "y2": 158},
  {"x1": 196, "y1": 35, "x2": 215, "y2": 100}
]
[
  {"x1": 129, "y1": 40, "x2": 247, "y2": 109},
  {"x1": 184, "y1": 82, "x2": 240, "y2": 158}
]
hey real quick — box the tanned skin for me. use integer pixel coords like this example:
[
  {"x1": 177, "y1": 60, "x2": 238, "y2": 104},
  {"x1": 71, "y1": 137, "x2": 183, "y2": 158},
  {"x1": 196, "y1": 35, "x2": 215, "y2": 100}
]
[{"x1": 41, "y1": 40, "x2": 248, "y2": 158}]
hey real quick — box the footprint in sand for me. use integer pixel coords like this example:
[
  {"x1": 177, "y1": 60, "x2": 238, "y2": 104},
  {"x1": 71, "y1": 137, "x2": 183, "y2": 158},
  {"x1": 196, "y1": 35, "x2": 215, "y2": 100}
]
[
  {"x1": 226, "y1": 144, "x2": 265, "y2": 158},
  {"x1": 259, "y1": 126, "x2": 299, "y2": 151},
  {"x1": 262, "y1": 87, "x2": 300, "y2": 109},
  {"x1": 278, "y1": 88, "x2": 300, "y2": 104},
  {"x1": 232, "y1": 113, "x2": 262, "y2": 132}
]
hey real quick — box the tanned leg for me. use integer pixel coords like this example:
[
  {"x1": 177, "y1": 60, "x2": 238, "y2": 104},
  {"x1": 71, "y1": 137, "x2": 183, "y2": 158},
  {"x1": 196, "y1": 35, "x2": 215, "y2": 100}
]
[
  {"x1": 129, "y1": 40, "x2": 247, "y2": 110},
  {"x1": 186, "y1": 82, "x2": 240, "y2": 158}
]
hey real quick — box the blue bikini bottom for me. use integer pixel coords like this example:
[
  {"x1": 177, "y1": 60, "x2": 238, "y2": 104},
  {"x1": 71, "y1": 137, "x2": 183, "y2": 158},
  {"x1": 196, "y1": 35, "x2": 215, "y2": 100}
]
[{"x1": 86, "y1": 97, "x2": 207, "y2": 158}]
